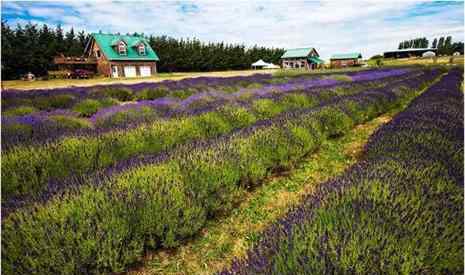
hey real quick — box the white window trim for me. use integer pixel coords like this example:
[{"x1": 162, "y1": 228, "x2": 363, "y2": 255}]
[
  {"x1": 138, "y1": 44, "x2": 146, "y2": 55},
  {"x1": 118, "y1": 42, "x2": 127, "y2": 55}
]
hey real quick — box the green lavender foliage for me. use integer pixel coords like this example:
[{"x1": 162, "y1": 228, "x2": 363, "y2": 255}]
[{"x1": 2, "y1": 76, "x2": 427, "y2": 274}]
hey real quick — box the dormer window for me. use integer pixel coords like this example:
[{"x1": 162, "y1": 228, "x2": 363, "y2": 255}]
[
  {"x1": 138, "y1": 44, "x2": 146, "y2": 55},
  {"x1": 118, "y1": 42, "x2": 127, "y2": 55}
]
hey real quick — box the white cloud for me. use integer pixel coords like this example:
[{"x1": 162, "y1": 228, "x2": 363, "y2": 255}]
[{"x1": 2, "y1": 1, "x2": 463, "y2": 59}]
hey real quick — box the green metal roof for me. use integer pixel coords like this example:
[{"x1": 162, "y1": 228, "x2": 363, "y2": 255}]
[
  {"x1": 330, "y1": 53, "x2": 362, "y2": 60},
  {"x1": 308, "y1": 56, "x2": 324, "y2": 64},
  {"x1": 91, "y1": 33, "x2": 159, "y2": 61},
  {"x1": 281, "y1": 47, "x2": 316, "y2": 59}
]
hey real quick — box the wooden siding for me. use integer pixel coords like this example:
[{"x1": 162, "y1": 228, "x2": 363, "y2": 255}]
[{"x1": 330, "y1": 58, "x2": 359, "y2": 68}]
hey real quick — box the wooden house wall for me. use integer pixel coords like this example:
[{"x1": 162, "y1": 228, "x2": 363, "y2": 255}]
[{"x1": 330, "y1": 58, "x2": 359, "y2": 68}]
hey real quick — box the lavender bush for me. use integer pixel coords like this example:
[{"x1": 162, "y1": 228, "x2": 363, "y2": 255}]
[
  {"x1": 1, "y1": 67, "x2": 442, "y2": 274},
  {"x1": 221, "y1": 68, "x2": 463, "y2": 275},
  {"x1": 1, "y1": 69, "x2": 432, "y2": 203},
  {"x1": 2, "y1": 68, "x2": 413, "y2": 149}
]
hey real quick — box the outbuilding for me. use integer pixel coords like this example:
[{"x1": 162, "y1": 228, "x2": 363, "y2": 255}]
[
  {"x1": 330, "y1": 53, "x2": 362, "y2": 68},
  {"x1": 280, "y1": 47, "x2": 323, "y2": 70},
  {"x1": 383, "y1": 48, "x2": 438, "y2": 59}
]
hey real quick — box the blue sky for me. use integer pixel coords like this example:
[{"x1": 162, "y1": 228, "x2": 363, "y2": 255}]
[{"x1": 2, "y1": 1, "x2": 464, "y2": 59}]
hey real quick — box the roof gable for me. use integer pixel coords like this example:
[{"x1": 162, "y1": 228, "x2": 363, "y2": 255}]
[
  {"x1": 91, "y1": 33, "x2": 159, "y2": 61},
  {"x1": 330, "y1": 53, "x2": 362, "y2": 60},
  {"x1": 281, "y1": 47, "x2": 318, "y2": 59}
]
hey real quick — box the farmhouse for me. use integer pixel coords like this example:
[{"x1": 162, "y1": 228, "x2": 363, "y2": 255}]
[
  {"x1": 281, "y1": 47, "x2": 323, "y2": 69},
  {"x1": 55, "y1": 33, "x2": 160, "y2": 78},
  {"x1": 330, "y1": 53, "x2": 362, "y2": 68},
  {"x1": 383, "y1": 48, "x2": 437, "y2": 59}
]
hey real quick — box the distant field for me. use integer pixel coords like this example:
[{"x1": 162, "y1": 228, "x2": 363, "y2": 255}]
[
  {"x1": 368, "y1": 55, "x2": 464, "y2": 66},
  {"x1": 1, "y1": 69, "x2": 277, "y2": 90}
]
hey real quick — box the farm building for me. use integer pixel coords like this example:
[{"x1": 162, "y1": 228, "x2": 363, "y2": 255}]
[
  {"x1": 281, "y1": 47, "x2": 324, "y2": 69},
  {"x1": 383, "y1": 48, "x2": 437, "y2": 59},
  {"x1": 55, "y1": 33, "x2": 160, "y2": 78},
  {"x1": 330, "y1": 53, "x2": 362, "y2": 68}
]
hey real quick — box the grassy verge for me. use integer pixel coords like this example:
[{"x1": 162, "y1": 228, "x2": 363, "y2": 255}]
[{"x1": 1, "y1": 70, "x2": 273, "y2": 90}]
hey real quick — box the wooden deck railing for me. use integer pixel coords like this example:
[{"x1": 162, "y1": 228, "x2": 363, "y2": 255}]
[{"x1": 54, "y1": 56, "x2": 98, "y2": 64}]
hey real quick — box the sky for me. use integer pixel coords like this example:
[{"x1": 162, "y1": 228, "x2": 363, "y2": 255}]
[{"x1": 2, "y1": 0, "x2": 464, "y2": 60}]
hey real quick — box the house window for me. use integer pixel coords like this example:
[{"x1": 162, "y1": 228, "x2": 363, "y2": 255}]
[
  {"x1": 118, "y1": 42, "x2": 127, "y2": 55},
  {"x1": 138, "y1": 44, "x2": 146, "y2": 55},
  {"x1": 95, "y1": 50, "x2": 101, "y2": 58}
]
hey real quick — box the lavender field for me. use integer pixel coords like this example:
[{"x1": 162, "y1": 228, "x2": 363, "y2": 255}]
[{"x1": 2, "y1": 66, "x2": 463, "y2": 274}]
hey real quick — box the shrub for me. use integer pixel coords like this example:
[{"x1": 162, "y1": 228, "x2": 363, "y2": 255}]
[
  {"x1": 3, "y1": 106, "x2": 38, "y2": 116},
  {"x1": 252, "y1": 99, "x2": 284, "y2": 119},
  {"x1": 1, "y1": 123, "x2": 33, "y2": 145},
  {"x1": 281, "y1": 93, "x2": 316, "y2": 110},
  {"x1": 103, "y1": 87, "x2": 134, "y2": 101},
  {"x1": 36, "y1": 94, "x2": 76, "y2": 110},
  {"x1": 136, "y1": 87, "x2": 169, "y2": 100},
  {"x1": 218, "y1": 105, "x2": 257, "y2": 129},
  {"x1": 221, "y1": 69, "x2": 464, "y2": 274},
  {"x1": 1, "y1": 69, "x2": 441, "y2": 274},
  {"x1": 171, "y1": 89, "x2": 195, "y2": 99},
  {"x1": 246, "y1": 82, "x2": 263, "y2": 89},
  {"x1": 314, "y1": 106, "x2": 354, "y2": 137},
  {"x1": 48, "y1": 115, "x2": 93, "y2": 130},
  {"x1": 2, "y1": 69, "x2": 436, "y2": 201},
  {"x1": 99, "y1": 97, "x2": 120, "y2": 108},
  {"x1": 95, "y1": 107, "x2": 157, "y2": 128},
  {"x1": 331, "y1": 74, "x2": 353, "y2": 82},
  {"x1": 73, "y1": 99, "x2": 102, "y2": 117},
  {"x1": 193, "y1": 112, "x2": 232, "y2": 137}
]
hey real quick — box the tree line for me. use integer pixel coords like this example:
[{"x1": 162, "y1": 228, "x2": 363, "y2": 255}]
[
  {"x1": 1, "y1": 21, "x2": 285, "y2": 80},
  {"x1": 398, "y1": 36, "x2": 464, "y2": 55}
]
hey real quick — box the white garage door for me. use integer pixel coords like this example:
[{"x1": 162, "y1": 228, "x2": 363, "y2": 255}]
[
  {"x1": 124, "y1": 66, "x2": 136, "y2": 78},
  {"x1": 140, "y1": 66, "x2": 151, "y2": 77}
]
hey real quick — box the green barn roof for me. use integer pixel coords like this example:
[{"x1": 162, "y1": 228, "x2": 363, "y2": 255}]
[
  {"x1": 91, "y1": 33, "x2": 160, "y2": 61},
  {"x1": 308, "y1": 56, "x2": 324, "y2": 64},
  {"x1": 330, "y1": 53, "x2": 362, "y2": 60},
  {"x1": 281, "y1": 47, "x2": 317, "y2": 59}
]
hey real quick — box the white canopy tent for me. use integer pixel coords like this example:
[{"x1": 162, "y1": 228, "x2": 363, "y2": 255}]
[
  {"x1": 264, "y1": 63, "x2": 280, "y2": 69},
  {"x1": 422, "y1": 51, "x2": 436, "y2": 58},
  {"x1": 251, "y1": 59, "x2": 270, "y2": 69}
]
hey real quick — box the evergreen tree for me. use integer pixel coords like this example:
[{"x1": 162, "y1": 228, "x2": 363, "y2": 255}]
[
  {"x1": 432, "y1": 38, "x2": 437, "y2": 48},
  {"x1": 444, "y1": 36, "x2": 452, "y2": 55},
  {"x1": 1, "y1": 22, "x2": 285, "y2": 79},
  {"x1": 437, "y1": 37, "x2": 445, "y2": 54}
]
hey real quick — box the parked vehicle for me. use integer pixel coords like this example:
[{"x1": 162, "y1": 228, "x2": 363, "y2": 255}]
[{"x1": 69, "y1": 69, "x2": 94, "y2": 79}]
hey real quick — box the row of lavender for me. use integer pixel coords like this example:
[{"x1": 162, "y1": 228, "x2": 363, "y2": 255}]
[
  {"x1": 1, "y1": 68, "x2": 411, "y2": 149},
  {"x1": 1, "y1": 68, "x2": 428, "y2": 204},
  {"x1": 2, "y1": 69, "x2": 432, "y2": 216},
  {"x1": 1, "y1": 67, "x2": 442, "y2": 274},
  {"x1": 222, "y1": 68, "x2": 463, "y2": 274},
  {"x1": 1, "y1": 67, "x2": 397, "y2": 104}
]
